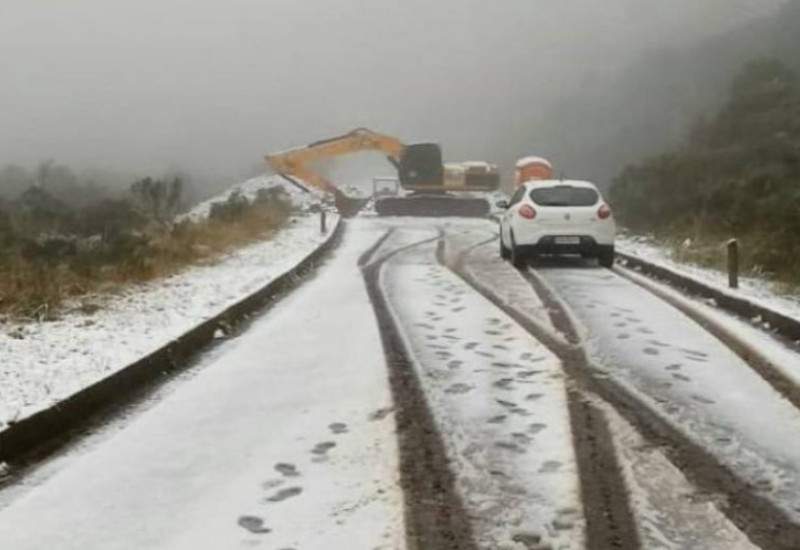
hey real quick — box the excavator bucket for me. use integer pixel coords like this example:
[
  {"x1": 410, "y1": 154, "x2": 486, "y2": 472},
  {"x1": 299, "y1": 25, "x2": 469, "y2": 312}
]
[{"x1": 333, "y1": 189, "x2": 369, "y2": 218}]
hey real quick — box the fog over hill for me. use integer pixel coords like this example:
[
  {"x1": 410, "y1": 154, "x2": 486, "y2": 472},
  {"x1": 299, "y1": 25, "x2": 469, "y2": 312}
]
[{"x1": 0, "y1": 0, "x2": 788, "y2": 194}]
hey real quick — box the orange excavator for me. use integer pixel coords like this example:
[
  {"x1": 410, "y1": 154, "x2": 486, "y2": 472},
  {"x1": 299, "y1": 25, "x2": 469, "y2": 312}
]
[{"x1": 265, "y1": 128, "x2": 498, "y2": 217}]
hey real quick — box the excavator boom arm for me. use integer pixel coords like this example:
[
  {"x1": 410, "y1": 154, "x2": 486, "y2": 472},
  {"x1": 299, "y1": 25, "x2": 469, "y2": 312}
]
[{"x1": 265, "y1": 128, "x2": 405, "y2": 194}]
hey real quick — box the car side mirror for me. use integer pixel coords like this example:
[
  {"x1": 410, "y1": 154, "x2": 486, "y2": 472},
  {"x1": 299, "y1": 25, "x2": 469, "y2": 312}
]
[{"x1": 496, "y1": 200, "x2": 509, "y2": 209}]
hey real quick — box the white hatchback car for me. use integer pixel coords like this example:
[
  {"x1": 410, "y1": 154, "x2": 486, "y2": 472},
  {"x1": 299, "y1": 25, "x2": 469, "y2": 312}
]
[{"x1": 498, "y1": 180, "x2": 616, "y2": 267}]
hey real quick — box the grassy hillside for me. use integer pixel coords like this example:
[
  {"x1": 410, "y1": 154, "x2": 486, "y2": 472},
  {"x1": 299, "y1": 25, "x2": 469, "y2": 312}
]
[
  {"x1": 0, "y1": 166, "x2": 295, "y2": 318},
  {"x1": 610, "y1": 58, "x2": 800, "y2": 280}
]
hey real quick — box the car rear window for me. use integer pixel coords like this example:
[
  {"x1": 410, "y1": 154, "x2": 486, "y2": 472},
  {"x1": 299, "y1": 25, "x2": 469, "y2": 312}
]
[{"x1": 529, "y1": 186, "x2": 599, "y2": 207}]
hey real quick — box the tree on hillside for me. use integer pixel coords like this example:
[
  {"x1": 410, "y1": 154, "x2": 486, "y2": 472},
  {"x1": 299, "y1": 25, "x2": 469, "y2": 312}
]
[
  {"x1": 130, "y1": 177, "x2": 185, "y2": 226},
  {"x1": 611, "y1": 58, "x2": 800, "y2": 276}
]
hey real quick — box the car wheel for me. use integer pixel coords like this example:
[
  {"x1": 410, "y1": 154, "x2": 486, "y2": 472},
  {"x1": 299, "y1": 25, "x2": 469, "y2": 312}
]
[
  {"x1": 510, "y1": 234, "x2": 526, "y2": 269},
  {"x1": 598, "y1": 246, "x2": 615, "y2": 268},
  {"x1": 499, "y1": 234, "x2": 511, "y2": 260}
]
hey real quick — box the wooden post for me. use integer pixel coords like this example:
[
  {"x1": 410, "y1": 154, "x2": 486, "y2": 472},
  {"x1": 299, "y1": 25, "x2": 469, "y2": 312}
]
[
  {"x1": 320, "y1": 210, "x2": 327, "y2": 234},
  {"x1": 727, "y1": 239, "x2": 739, "y2": 289}
]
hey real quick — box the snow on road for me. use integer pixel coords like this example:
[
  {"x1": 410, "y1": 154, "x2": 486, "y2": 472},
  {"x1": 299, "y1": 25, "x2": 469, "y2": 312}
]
[
  {"x1": 0, "y1": 214, "x2": 336, "y2": 429},
  {"x1": 620, "y1": 265, "x2": 800, "y2": 389},
  {"x1": 537, "y1": 265, "x2": 800, "y2": 523},
  {"x1": 381, "y1": 227, "x2": 585, "y2": 550},
  {"x1": 596, "y1": 398, "x2": 755, "y2": 549},
  {"x1": 446, "y1": 227, "x2": 554, "y2": 332},
  {"x1": 0, "y1": 220, "x2": 403, "y2": 550}
]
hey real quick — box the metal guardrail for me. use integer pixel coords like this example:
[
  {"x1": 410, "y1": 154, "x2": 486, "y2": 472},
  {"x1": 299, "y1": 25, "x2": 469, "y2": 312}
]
[
  {"x1": 0, "y1": 218, "x2": 345, "y2": 464},
  {"x1": 615, "y1": 250, "x2": 800, "y2": 343}
]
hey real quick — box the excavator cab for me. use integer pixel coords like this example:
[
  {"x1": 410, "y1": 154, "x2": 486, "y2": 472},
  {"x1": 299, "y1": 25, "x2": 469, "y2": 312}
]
[{"x1": 397, "y1": 143, "x2": 445, "y2": 189}]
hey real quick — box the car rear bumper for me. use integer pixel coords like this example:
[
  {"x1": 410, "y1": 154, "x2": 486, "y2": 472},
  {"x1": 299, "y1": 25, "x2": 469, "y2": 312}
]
[
  {"x1": 514, "y1": 236, "x2": 612, "y2": 257},
  {"x1": 510, "y1": 220, "x2": 616, "y2": 247},
  {"x1": 532, "y1": 236, "x2": 608, "y2": 254}
]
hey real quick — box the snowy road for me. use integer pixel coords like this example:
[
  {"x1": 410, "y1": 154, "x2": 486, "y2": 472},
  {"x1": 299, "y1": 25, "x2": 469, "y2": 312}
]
[{"x1": 3, "y1": 217, "x2": 800, "y2": 549}]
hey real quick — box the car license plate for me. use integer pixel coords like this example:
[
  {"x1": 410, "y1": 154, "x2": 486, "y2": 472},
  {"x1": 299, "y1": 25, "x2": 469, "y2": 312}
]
[{"x1": 554, "y1": 236, "x2": 580, "y2": 245}]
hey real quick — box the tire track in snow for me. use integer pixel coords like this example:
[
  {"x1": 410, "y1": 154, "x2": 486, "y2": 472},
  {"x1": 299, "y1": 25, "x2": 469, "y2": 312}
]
[
  {"x1": 389, "y1": 232, "x2": 585, "y2": 549},
  {"x1": 615, "y1": 264, "x2": 800, "y2": 413},
  {"x1": 521, "y1": 265, "x2": 800, "y2": 549},
  {"x1": 441, "y1": 232, "x2": 641, "y2": 550},
  {"x1": 361, "y1": 230, "x2": 479, "y2": 550}
]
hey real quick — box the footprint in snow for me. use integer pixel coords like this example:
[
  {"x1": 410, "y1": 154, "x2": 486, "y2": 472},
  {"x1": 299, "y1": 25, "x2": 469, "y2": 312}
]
[
  {"x1": 672, "y1": 373, "x2": 692, "y2": 382},
  {"x1": 262, "y1": 479, "x2": 285, "y2": 490},
  {"x1": 311, "y1": 441, "x2": 337, "y2": 461},
  {"x1": 512, "y1": 432, "x2": 532, "y2": 445},
  {"x1": 643, "y1": 347, "x2": 660, "y2": 356},
  {"x1": 518, "y1": 370, "x2": 543, "y2": 379},
  {"x1": 692, "y1": 395, "x2": 716, "y2": 405},
  {"x1": 512, "y1": 532, "x2": 544, "y2": 548},
  {"x1": 665, "y1": 364, "x2": 682, "y2": 371},
  {"x1": 369, "y1": 407, "x2": 394, "y2": 422},
  {"x1": 445, "y1": 383, "x2": 474, "y2": 395},
  {"x1": 275, "y1": 463, "x2": 300, "y2": 478},
  {"x1": 487, "y1": 415, "x2": 508, "y2": 424},
  {"x1": 329, "y1": 422, "x2": 348, "y2": 435},
  {"x1": 493, "y1": 378, "x2": 515, "y2": 390},
  {"x1": 238, "y1": 516, "x2": 271, "y2": 534},
  {"x1": 495, "y1": 441, "x2": 525, "y2": 454},
  {"x1": 681, "y1": 348, "x2": 709, "y2": 359},
  {"x1": 539, "y1": 460, "x2": 562, "y2": 473},
  {"x1": 266, "y1": 487, "x2": 303, "y2": 503},
  {"x1": 648, "y1": 339, "x2": 671, "y2": 348},
  {"x1": 529, "y1": 423, "x2": 547, "y2": 434}
]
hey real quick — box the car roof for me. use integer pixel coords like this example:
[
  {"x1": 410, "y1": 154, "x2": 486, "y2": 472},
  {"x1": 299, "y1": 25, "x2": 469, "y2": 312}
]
[{"x1": 522, "y1": 179, "x2": 599, "y2": 190}]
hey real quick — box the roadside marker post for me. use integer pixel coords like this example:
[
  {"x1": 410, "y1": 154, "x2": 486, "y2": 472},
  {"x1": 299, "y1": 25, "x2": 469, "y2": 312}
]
[{"x1": 727, "y1": 239, "x2": 739, "y2": 289}]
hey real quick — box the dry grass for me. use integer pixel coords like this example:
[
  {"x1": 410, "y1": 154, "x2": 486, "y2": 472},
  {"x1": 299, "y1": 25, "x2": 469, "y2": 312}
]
[
  {"x1": 659, "y1": 233, "x2": 800, "y2": 297},
  {"x1": 0, "y1": 206, "x2": 290, "y2": 320}
]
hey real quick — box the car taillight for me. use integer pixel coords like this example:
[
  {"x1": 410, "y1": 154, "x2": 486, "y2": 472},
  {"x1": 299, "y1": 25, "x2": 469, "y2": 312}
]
[
  {"x1": 518, "y1": 204, "x2": 537, "y2": 220},
  {"x1": 598, "y1": 204, "x2": 612, "y2": 220}
]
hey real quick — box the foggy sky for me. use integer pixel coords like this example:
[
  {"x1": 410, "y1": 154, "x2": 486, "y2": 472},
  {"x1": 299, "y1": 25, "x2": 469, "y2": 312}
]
[{"x1": 0, "y1": 0, "x2": 786, "y2": 186}]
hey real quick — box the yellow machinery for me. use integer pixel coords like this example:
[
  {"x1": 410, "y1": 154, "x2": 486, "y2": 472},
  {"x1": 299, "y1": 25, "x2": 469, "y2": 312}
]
[{"x1": 265, "y1": 128, "x2": 499, "y2": 217}]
